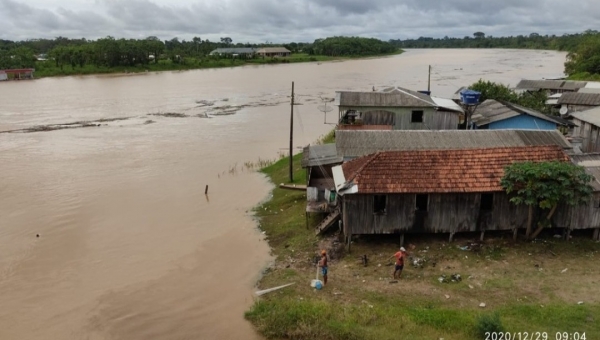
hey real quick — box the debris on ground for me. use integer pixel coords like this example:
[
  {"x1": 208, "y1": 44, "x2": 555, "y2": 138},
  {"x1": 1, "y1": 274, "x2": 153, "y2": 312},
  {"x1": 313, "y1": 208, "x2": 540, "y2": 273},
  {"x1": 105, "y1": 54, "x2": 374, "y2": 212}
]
[
  {"x1": 389, "y1": 280, "x2": 398, "y2": 284},
  {"x1": 451, "y1": 273, "x2": 462, "y2": 282},
  {"x1": 578, "y1": 301, "x2": 584, "y2": 305},
  {"x1": 561, "y1": 268, "x2": 568, "y2": 273},
  {"x1": 445, "y1": 294, "x2": 450, "y2": 299},
  {"x1": 412, "y1": 257, "x2": 426, "y2": 268},
  {"x1": 479, "y1": 302, "x2": 486, "y2": 308}
]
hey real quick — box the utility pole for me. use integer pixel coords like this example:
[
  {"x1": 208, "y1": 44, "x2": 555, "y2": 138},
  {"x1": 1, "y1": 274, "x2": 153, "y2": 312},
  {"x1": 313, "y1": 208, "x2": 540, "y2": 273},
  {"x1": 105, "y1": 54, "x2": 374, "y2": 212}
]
[
  {"x1": 427, "y1": 65, "x2": 431, "y2": 92},
  {"x1": 289, "y1": 81, "x2": 294, "y2": 183}
]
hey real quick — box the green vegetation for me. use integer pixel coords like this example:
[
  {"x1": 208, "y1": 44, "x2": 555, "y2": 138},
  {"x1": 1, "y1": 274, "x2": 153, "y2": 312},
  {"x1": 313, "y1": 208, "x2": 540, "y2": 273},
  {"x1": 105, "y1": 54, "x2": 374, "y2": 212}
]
[
  {"x1": 501, "y1": 161, "x2": 593, "y2": 239},
  {"x1": 391, "y1": 29, "x2": 600, "y2": 80},
  {"x1": 0, "y1": 36, "x2": 401, "y2": 77},
  {"x1": 246, "y1": 131, "x2": 600, "y2": 340},
  {"x1": 468, "y1": 80, "x2": 551, "y2": 114}
]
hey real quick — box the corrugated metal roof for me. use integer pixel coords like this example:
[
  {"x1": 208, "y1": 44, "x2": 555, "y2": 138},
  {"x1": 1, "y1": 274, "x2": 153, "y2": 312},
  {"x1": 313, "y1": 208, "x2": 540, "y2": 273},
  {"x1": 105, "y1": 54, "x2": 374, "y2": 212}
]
[
  {"x1": 256, "y1": 47, "x2": 291, "y2": 53},
  {"x1": 301, "y1": 144, "x2": 343, "y2": 168},
  {"x1": 431, "y1": 96, "x2": 464, "y2": 113},
  {"x1": 471, "y1": 99, "x2": 569, "y2": 126},
  {"x1": 577, "y1": 88, "x2": 600, "y2": 94},
  {"x1": 570, "y1": 153, "x2": 600, "y2": 191},
  {"x1": 335, "y1": 130, "x2": 573, "y2": 159},
  {"x1": 340, "y1": 145, "x2": 569, "y2": 194},
  {"x1": 557, "y1": 92, "x2": 600, "y2": 106},
  {"x1": 515, "y1": 79, "x2": 587, "y2": 91},
  {"x1": 209, "y1": 48, "x2": 256, "y2": 54},
  {"x1": 569, "y1": 106, "x2": 600, "y2": 127},
  {"x1": 338, "y1": 88, "x2": 436, "y2": 108}
]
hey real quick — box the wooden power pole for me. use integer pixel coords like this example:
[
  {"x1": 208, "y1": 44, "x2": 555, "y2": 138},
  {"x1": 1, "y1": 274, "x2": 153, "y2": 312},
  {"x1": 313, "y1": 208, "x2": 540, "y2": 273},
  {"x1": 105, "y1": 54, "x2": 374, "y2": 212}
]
[
  {"x1": 289, "y1": 81, "x2": 294, "y2": 183},
  {"x1": 427, "y1": 65, "x2": 431, "y2": 92}
]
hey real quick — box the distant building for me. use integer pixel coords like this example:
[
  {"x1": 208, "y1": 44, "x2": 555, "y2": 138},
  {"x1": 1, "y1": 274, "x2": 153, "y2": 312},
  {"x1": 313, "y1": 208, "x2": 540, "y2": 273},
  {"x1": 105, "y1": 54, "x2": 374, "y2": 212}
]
[
  {"x1": 208, "y1": 48, "x2": 256, "y2": 58},
  {"x1": 255, "y1": 47, "x2": 291, "y2": 57},
  {"x1": 570, "y1": 106, "x2": 600, "y2": 153},
  {"x1": 515, "y1": 79, "x2": 588, "y2": 94},
  {"x1": 0, "y1": 69, "x2": 35, "y2": 81}
]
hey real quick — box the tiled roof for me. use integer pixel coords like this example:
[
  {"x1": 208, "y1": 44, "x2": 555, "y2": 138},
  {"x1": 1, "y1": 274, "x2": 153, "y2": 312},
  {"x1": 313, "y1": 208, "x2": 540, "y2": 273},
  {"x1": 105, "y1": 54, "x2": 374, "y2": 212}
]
[
  {"x1": 336, "y1": 130, "x2": 573, "y2": 159},
  {"x1": 557, "y1": 92, "x2": 600, "y2": 106},
  {"x1": 341, "y1": 145, "x2": 569, "y2": 194}
]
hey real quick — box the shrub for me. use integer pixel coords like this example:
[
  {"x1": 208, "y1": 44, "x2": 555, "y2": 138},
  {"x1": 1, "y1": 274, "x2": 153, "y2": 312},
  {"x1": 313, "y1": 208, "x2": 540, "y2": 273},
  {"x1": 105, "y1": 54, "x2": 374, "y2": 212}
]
[{"x1": 475, "y1": 312, "x2": 504, "y2": 338}]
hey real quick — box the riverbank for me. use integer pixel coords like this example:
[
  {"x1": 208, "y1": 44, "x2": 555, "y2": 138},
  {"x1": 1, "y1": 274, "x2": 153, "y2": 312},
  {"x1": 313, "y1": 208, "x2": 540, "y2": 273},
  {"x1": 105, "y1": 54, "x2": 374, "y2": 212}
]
[
  {"x1": 246, "y1": 135, "x2": 600, "y2": 340},
  {"x1": 32, "y1": 52, "x2": 403, "y2": 78}
]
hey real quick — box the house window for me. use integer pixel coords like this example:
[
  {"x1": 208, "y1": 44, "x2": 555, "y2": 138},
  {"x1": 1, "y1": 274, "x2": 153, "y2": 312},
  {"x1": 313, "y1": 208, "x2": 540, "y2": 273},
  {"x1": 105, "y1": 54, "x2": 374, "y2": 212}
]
[
  {"x1": 480, "y1": 193, "x2": 494, "y2": 211},
  {"x1": 374, "y1": 195, "x2": 387, "y2": 214},
  {"x1": 411, "y1": 110, "x2": 424, "y2": 123},
  {"x1": 416, "y1": 194, "x2": 428, "y2": 212}
]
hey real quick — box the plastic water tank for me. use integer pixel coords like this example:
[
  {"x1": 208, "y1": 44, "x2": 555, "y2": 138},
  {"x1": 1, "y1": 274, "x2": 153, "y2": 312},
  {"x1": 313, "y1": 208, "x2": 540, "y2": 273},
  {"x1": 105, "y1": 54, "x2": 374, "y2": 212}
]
[{"x1": 460, "y1": 89, "x2": 481, "y2": 105}]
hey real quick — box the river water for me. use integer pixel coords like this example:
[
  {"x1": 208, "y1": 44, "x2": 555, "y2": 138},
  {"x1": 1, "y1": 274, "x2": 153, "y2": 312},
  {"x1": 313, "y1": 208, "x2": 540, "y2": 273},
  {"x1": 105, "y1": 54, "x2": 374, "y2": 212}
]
[{"x1": 0, "y1": 49, "x2": 566, "y2": 339}]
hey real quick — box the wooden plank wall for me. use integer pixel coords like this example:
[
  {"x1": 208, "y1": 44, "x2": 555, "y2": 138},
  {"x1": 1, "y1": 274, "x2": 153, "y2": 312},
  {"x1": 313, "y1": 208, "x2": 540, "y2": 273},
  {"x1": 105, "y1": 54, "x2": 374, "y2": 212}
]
[{"x1": 343, "y1": 192, "x2": 536, "y2": 235}]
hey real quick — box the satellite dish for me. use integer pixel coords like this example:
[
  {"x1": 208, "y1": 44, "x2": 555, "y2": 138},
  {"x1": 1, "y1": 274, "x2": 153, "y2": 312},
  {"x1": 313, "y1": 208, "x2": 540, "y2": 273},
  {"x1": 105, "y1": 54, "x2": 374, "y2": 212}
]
[
  {"x1": 317, "y1": 105, "x2": 333, "y2": 113},
  {"x1": 559, "y1": 106, "x2": 568, "y2": 116}
]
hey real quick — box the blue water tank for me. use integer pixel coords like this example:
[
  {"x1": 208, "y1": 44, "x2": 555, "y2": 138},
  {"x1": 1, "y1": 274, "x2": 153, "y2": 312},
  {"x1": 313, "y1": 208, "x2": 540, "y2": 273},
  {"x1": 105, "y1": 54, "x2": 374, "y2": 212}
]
[
  {"x1": 460, "y1": 89, "x2": 481, "y2": 105},
  {"x1": 418, "y1": 90, "x2": 431, "y2": 96}
]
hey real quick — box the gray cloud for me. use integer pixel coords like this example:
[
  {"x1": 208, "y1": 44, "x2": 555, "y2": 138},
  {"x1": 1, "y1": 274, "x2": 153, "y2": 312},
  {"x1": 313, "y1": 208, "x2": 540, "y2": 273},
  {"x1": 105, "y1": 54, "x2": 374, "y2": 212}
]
[{"x1": 1, "y1": 0, "x2": 599, "y2": 42}]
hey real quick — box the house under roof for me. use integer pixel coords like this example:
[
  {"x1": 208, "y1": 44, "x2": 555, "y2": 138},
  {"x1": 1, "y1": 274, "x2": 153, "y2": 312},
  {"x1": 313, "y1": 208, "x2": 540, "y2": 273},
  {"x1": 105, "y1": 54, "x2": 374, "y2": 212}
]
[
  {"x1": 569, "y1": 106, "x2": 600, "y2": 126},
  {"x1": 334, "y1": 145, "x2": 569, "y2": 194},
  {"x1": 515, "y1": 79, "x2": 587, "y2": 91},
  {"x1": 335, "y1": 129, "x2": 573, "y2": 159},
  {"x1": 256, "y1": 47, "x2": 291, "y2": 53},
  {"x1": 557, "y1": 92, "x2": 600, "y2": 106},
  {"x1": 336, "y1": 87, "x2": 462, "y2": 112},
  {"x1": 471, "y1": 99, "x2": 571, "y2": 127},
  {"x1": 337, "y1": 87, "x2": 436, "y2": 108}
]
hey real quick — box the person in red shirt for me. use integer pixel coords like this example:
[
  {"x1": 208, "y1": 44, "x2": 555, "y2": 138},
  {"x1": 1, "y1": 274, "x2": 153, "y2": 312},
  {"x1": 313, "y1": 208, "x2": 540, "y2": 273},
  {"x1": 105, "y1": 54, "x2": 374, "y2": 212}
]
[{"x1": 389, "y1": 247, "x2": 408, "y2": 279}]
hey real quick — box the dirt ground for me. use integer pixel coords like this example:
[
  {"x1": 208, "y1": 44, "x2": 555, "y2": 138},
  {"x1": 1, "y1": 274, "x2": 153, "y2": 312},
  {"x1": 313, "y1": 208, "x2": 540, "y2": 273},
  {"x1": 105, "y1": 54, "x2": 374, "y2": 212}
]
[{"x1": 267, "y1": 229, "x2": 600, "y2": 308}]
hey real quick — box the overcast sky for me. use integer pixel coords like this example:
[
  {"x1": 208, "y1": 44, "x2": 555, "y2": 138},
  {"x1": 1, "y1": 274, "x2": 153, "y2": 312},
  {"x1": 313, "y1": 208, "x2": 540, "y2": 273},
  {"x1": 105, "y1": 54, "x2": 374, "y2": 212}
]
[{"x1": 1, "y1": 0, "x2": 599, "y2": 43}]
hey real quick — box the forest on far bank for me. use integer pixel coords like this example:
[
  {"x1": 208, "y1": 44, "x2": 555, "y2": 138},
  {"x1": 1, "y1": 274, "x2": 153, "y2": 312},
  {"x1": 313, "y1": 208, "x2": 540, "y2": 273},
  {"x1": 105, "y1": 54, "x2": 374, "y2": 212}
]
[
  {"x1": 391, "y1": 30, "x2": 600, "y2": 80},
  {"x1": 0, "y1": 36, "x2": 398, "y2": 76}
]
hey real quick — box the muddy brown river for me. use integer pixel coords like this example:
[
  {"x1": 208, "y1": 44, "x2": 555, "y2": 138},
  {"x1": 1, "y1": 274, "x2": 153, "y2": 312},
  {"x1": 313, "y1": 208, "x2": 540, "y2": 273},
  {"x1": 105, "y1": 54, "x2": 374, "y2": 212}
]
[{"x1": 0, "y1": 49, "x2": 566, "y2": 339}]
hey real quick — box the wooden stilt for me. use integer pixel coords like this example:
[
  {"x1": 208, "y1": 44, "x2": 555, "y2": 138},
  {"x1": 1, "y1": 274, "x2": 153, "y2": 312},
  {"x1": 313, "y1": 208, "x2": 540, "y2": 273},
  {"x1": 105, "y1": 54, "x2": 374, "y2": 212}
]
[
  {"x1": 449, "y1": 232, "x2": 455, "y2": 243},
  {"x1": 480, "y1": 231, "x2": 485, "y2": 242},
  {"x1": 346, "y1": 233, "x2": 352, "y2": 253},
  {"x1": 566, "y1": 228, "x2": 571, "y2": 241},
  {"x1": 399, "y1": 233, "x2": 405, "y2": 247},
  {"x1": 593, "y1": 228, "x2": 600, "y2": 241},
  {"x1": 513, "y1": 228, "x2": 518, "y2": 241}
]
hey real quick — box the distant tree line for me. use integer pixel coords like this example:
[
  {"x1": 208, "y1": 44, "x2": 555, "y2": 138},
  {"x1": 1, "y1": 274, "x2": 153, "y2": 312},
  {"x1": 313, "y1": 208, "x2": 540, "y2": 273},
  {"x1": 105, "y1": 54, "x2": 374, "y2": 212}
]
[
  {"x1": 391, "y1": 30, "x2": 600, "y2": 79},
  {"x1": 0, "y1": 35, "x2": 398, "y2": 71}
]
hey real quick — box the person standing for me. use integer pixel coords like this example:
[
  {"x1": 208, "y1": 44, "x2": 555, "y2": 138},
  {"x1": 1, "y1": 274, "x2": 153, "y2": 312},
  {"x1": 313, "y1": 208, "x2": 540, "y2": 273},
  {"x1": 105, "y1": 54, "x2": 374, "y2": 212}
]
[
  {"x1": 389, "y1": 247, "x2": 408, "y2": 279},
  {"x1": 318, "y1": 250, "x2": 328, "y2": 285}
]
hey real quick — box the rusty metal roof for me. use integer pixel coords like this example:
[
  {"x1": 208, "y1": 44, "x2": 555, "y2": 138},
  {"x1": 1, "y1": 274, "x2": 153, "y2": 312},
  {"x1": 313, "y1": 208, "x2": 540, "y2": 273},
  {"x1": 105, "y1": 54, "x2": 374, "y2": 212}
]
[
  {"x1": 340, "y1": 145, "x2": 569, "y2": 194},
  {"x1": 301, "y1": 144, "x2": 343, "y2": 168},
  {"x1": 472, "y1": 99, "x2": 570, "y2": 126},
  {"x1": 557, "y1": 92, "x2": 600, "y2": 106},
  {"x1": 515, "y1": 79, "x2": 587, "y2": 91},
  {"x1": 336, "y1": 130, "x2": 573, "y2": 159}
]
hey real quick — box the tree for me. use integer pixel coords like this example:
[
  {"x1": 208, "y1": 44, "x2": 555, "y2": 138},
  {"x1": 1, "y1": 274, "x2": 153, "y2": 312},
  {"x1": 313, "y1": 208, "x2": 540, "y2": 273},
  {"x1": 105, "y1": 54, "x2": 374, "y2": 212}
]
[
  {"x1": 473, "y1": 32, "x2": 486, "y2": 39},
  {"x1": 501, "y1": 161, "x2": 593, "y2": 240},
  {"x1": 220, "y1": 37, "x2": 232, "y2": 45},
  {"x1": 469, "y1": 80, "x2": 551, "y2": 114}
]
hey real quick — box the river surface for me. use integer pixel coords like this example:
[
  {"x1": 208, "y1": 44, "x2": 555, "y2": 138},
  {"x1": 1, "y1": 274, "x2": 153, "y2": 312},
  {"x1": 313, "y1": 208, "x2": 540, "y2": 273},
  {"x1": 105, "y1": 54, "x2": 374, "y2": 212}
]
[{"x1": 0, "y1": 49, "x2": 566, "y2": 339}]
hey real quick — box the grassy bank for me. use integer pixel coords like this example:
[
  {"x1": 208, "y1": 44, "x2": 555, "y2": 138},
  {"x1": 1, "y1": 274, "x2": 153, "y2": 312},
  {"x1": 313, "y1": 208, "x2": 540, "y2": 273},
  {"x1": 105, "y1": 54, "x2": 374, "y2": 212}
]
[
  {"x1": 32, "y1": 51, "x2": 403, "y2": 78},
  {"x1": 246, "y1": 133, "x2": 600, "y2": 340}
]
